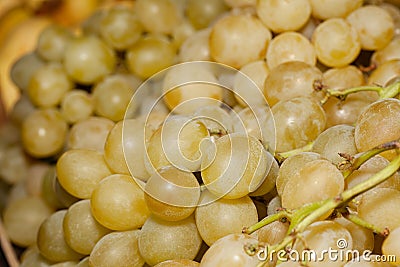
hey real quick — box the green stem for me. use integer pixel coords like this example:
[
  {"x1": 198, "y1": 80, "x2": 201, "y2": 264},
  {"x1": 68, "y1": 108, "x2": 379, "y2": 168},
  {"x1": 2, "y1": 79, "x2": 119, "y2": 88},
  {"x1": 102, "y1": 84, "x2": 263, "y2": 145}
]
[
  {"x1": 275, "y1": 142, "x2": 314, "y2": 163},
  {"x1": 345, "y1": 213, "x2": 389, "y2": 236},
  {"x1": 243, "y1": 210, "x2": 290, "y2": 234}
]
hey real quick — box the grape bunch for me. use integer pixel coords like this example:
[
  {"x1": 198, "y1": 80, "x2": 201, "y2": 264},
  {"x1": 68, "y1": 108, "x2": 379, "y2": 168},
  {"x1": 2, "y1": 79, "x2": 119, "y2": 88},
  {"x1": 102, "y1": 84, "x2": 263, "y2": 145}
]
[{"x1": 0, "y1": 0, "x2": 400, "y2": 267}]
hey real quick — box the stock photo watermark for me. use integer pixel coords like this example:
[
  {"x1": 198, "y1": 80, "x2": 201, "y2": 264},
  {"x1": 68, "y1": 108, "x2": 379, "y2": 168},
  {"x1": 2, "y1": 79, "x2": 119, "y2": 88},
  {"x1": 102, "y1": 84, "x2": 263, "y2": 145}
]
[{"x1": 256, "y1": 238, "x2": 397, "y2": 264}]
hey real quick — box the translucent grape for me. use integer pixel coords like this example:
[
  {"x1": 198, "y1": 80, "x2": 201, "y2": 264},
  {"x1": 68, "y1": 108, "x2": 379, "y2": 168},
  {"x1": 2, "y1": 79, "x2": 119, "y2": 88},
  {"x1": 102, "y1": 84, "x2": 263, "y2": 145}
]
[
  {"x1": 60, "y1": 90, "x2": 94, "y2": 124},
  {"x1": 36, "y1": 25, "x2": 72, "y2": 62},
  {"x1": 178, "y1": 28, "x2": 211, "y2": 62},
  {"x1": 309, "y1": 0, "x2": 362, "y2": 20},
  {"x1": 185, "y1": 0, "x2": 228, "y2": 29},
  {"x1": 382, "y1": 226, "x2": 400, "y2": 265}
]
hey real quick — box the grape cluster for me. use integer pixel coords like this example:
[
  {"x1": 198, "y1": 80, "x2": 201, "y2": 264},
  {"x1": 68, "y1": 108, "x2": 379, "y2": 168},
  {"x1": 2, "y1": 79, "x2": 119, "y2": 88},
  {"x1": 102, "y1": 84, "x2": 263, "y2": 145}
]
[{"x1": 0, "y1": 0, "x2": 400, "y2": 267}]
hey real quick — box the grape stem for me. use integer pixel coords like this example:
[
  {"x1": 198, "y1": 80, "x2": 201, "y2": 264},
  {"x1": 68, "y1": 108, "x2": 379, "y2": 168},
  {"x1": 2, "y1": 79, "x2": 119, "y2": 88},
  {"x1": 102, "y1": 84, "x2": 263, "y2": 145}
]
[
  {"x1": 248, "y1": 141, "x2": 400, "y2": 265},
  {"x1": 274, "y1": 142, "x2": 314, "y2": 163},
  {"x1": 344, "y1": 213, "x2": 389, "y2": 236}
]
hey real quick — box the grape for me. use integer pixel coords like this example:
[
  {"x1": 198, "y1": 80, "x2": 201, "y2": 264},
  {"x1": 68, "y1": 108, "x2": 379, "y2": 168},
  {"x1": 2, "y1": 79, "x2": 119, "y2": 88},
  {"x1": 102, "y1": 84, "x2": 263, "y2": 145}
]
[
  {"x1": 371, "y1": 38, "x2": 400, "y2": 67},
  {"x1": 281, "y1": 159, "x2": 344, "y2": 210},
  {"x1": 36, "y1": 25, "x2": 72, "y2": 62},
  {"x1": 144, "y1": 166, "x2": 200, "y2": 221},
  {"x1": 63, "y1": 35, "x2": 116, "y2": 85},
  {"x1": 199, "y1": 234, "x2": 260, "y2": 266},
  {"x1": 233, "y1": 60, "x2": 270, "y2": 107},
  {"x1": 99, "y1": 5, "x2": 143, "y2": 50},
  {"x1": 138, "y1": 215, "x2": 202, "y2": 266},
  {"x1": 195, "y1": 190, "x2": 258, "y2": 246},
  {"x1": 209, "y1": 13, "x2": 272, "y2": 68},
  {"x1": 9, "y1": 94, "x2": 36, "y2": 126},
  {"x1": 92, "y1": 74, "x2": 141, "y2": 121},
  {"x1": 201, "y1": 133, "x2": 269, "y2": 199},
  {"x1": 162, "y1": 63, "x2": 223, "y2": 115},
  {"x1": 379, "y1": 2, "x2": 400, "y2": 38},
  {"x1": 267, "y1": 195, "x2": 282, "y2": 216},
  {"x1": 381, "y1": 226, "x2": 400, "y2": 265},
  {"x1": 276, "y1": 152, "x2": 322, "y2": 196},
  {"x1": 76, "y1": 257, "x2": 89, "y2": 267},
  {"x1": 344, "y1": 258, "x2": 392, "y2": 267},
  {"x1": 155, "y1": 259, "x2": 200, "y2": 267},
  {"x1": 60, "y1": 90, "x2": 94, "y2": 124},
  {"x1": 257, "y1": 220, "x2": 289, "y2": 245},
  {"x1": 224, "y1": 0, "x2": 256, "y2": 7},
  {"x1": 41, "y1": 166, "x2": 66, "y2": 209},
  {"x1": 368, "y1": 59, "x2": 400, "y2": 86},
  {"x1": 312, "y1": 18, "x2": 361, "y2": 68},
  {"x1": 24, "y1": 162, "x2": 49, "y2": 197},
  {"x1": 256, "y1": 0, "x2": 311, "y2": 33},
  {"x1": 0, "y1": 143, "x2": 28, "y2": 184},
  {"x1": 10, "y1": 52, "x2": 45, "y2": 92},
  {"x1": 104, "y1": 119, "x2": 149, "y2": 179},
  {"x1": 20, "y1": 246, "x2": 54, "y2": 267},
  {"x1": 49, "y1": 261, "x2": 78, "y2": 267},
  {"x1": 56, "y1": 149, "x2": 112, "y2": 199},
  {"x1": 249, "y1": 153, "x2": 278, "y2": 196},
  {"x1": 67, "y1": 117, "x2": 114, "y2": 153},
  {"x1": 357, "y1": 188, "x2": 400, "y2": 231},
  {"x1": 171, "y1": 19, "x2": 196, "y2": 49},
  {"x1": 309, "y1": 0, "x2": 362, "y2": 20},
  {"x1": 266, "y1": 32, "x2": 316, "y2": 69},
  {"x1": 271, "y1": 97, "x2": 326, "y2": 153},
  {"x1": 3, "y1": 196, "x2": 53, "y2": 247},
  {"x1": 312, "y1": 124, "x2": 358, "y2": 166},
  {"x1": 37, "y1": 210, "x2": 83, "y2": 262},
  {"x1": 354, "y1": 98, "x2": 400, "y2": 161},
  {"x1": 89, "y1": 230, "x2": 144, "y2": 267},
  {"x1": 63, "y1": 199, "x2": 111, "y2": 255},
  {"x1": 125, "y1": 34, "x2": 176, "y2": 79},
  {"x1": 91, "y1": 174, "x2": 150, "y2": 231},
  {"x1": 21, "y1": 108, "x2": 68, "y2": 158},
  {"x1": 135, "y1": 0, "x2": 181, "y2": 35},
  {"x1": 193, "y1": 105, "x2": 233, "y2": 134},
  {"x1": 186, "y1": 0, "x2": 228, "y2": 29},
  {"x1": 263, "y1": 61, "x2": 323, "y2": 106},
  {"x1": 178, "y1": 28, "x2": 211, "y2": 62},
  {"x1": 323, "y1": 65, "x2": 365, "y2": 90},
  {"x1": 146, "y1": 116, "x2": 209, "y2": 173},
  {"x1": 346, "y1": 5, "x2": 394, "y2": 51}
]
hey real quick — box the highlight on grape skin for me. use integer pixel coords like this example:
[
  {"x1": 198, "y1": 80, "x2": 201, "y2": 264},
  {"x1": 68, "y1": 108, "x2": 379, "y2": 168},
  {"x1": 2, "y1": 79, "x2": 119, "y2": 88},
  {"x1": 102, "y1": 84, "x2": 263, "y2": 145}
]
[{"x1": 122, "y1": 61, "x2": 276, "y2": 208}]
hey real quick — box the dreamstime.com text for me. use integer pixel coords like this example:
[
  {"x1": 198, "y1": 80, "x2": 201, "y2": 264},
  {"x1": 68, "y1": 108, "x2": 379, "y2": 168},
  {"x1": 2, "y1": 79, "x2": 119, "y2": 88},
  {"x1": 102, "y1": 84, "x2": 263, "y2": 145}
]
[{"x1": 256, "y1": 239, "x2": 397, "y2": 263}]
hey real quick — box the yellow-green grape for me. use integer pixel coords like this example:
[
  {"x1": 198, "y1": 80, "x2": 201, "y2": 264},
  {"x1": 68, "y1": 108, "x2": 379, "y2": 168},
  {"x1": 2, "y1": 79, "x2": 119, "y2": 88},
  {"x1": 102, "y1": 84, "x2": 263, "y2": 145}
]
[
  {"x1": 99, "y1": 5, "x2": 143, "y2": 50},
  {"x1": 271, "y1": 97, "x2": 326, "y2": 153},
  {"x1": 249, "y1": 153, "x2": 278, "y2": 196},
  {"x1": 193, "y1": 105, "x2": 233, "y2": 134},
  {"x1": 154, "y1": 259, "x2": 199, "y2": 267},
  {"x1": 27, "y1": 63, "x2": 73, "y2": 108},
  {"x1": 37, "y1": 210, "x2": 83, "y2": 262},
  {"x1": 223, "y1": 0, "x2": 256, "y2": 7},
  {"x1": 56, "y1": 149, "x2": 112, "y2": 199},
  {"x1": 293, "y1": 221, "x2": 353, "y2": 267},
  {"x1": 36, "y1": 25, "x2": 72, "y2": 62},
  {"x1": 138, "y1": 215, "x2": 202, "y2": 266},
  {"x1": 266, "y1": 32, "x2": 316, "y2": 69},
  {"x1": 91, "y1": 174, "x2": 150, "y2": 231},
  {"x1": 371, "y1": 38, "x2": 400, "y2": 67},
  {"x1": 346, "y1": 155, "x2": 400, "y2": 197},
  {"x1": 10, "y1": 52, "x2": 45, "y2": 92},
  {"x1": 199, "y1": 234, "x2": 261, "y2": 267},
  {"x1": 178, "y1": 28, "x2": 211, "y2": 62},
  {"x1": 256, "y1": 0, "x2": 311, "y2": 33},
  {"x1": 22, "y1": 108, "x2": 68, "y2": 158},
  {"x1": 126, "y1": 34, "x2": 176, "y2": 79},
  {"x1": 63, "y1": 199, "x2": 111, "y2": 255},
  {"x1": 60, "y1": 90, "x2": 93, "y2": 124},
  {"x1": 210, "y1": 14, "x2": 272, "y2": 69},
  {"x1": 3, "y1": 196, "x2": 53, "y2": 247},
  {"x1": 41, "y1": 166, "x2": 66, "y2": 209},
  {"x1": 9, "y1": 95, "x2": 36, "y2": 126},
  {"x1": 20, "y1": 246, "x2": 54, "y2": 267},
  {"x1": 144, "y1": 166, "x2": 200, "y2": 221},
  {"x1": 162, "y1": 63, "x2": 222, "y2": 115},
  {"x1": 0, "y1": 144, "x2": 28, "y2": 184},
  {"x1": 135, "y1": 0, "x2": 180, "y2": 35},
  {"x1": 146, "y1": 116, "x2": 209, "y2": 173},
  {"x1": 281, "y1": 159, "x2": 344, "y2": 210},
  {"x1": 49, "y1": 261, "x2": 78, "y2": 267},
  {"x1": 355, "y1": 98, "x2": 400, "y2": 161},
  {"x1": 89, "y1": 230, "x2": 144, "y2": 267},
  {"x1": 309, "y1": 0, "x2": 362, "y2": 20},
  {"x1": 334, "y1": 217, "x2": 374, "y2": 254},
  {"x1": 67, "y1": 117, "x2": 114, "y2": 153},
  {"x1": 76, "y1": 257, "x2": 89, "y2": 267},
  {"x1": 171, "y1": 18, "x2": 196, "y2": 49},
  {"x1": 195, "y1": 190, "x2": 258, "y2": 246},
  {"x1": 257, "y1": 220, "x2": 289, "y2": 245},
  {"x1": 323, "y1": 65, "x2": 366, "y2": 90},
  {"x1": 312, "y1": 18, "x2": 361, "y2": 68},
  {"x1": 201, "y1": 133, "x2": 269, "y2": 199},
  {"x1": 382, "y1": 226, "x2": 400, "y2": 265},
  {"x1": 263, "y1": 61, "x2": 323, "y2": 106},
  {"x1": 380, "y1": 2, "x2": 400, "y2": 38},
  {"x1": 368, "y1": 59, "x2": 400, "y2": 86},
  {"x1": 104, "y1": 119, "x2": 149, "y2": 180},
  {"x1": 358, "y1": 188, "x2": 400, "y2": 231},
  {"x1": 92, "y1": 74, "x2": 141, "y2": 121},
  {"x1": 312, "y1": 125, "x2": 358, "y2": 166},
  {"x1": 54, "y1": 176, "x2": 80, "y2": 208},
  {"x1": 24, "y1": 162, "x2": 50, "y2": 197},
  {"x1": 81, "y1": 9, "x2": 106, "y2": 36},
  {"x1": 185, "y1": 0, "x2": 228, "y2": 29},
  {"x1": 233, "y1": 60, "x2": 270, "y2": 107},
  {"x1": 346, "y1": 5, "x2": 394, "y2": 51},
  {"x1": 63, "y1": 35, "x2": 116, "y2": 85}
]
